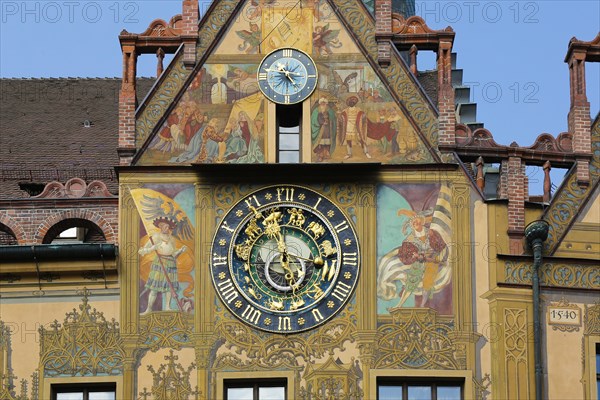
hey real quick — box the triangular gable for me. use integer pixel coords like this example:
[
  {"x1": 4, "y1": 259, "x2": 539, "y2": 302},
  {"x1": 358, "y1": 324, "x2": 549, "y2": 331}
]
[
  {"x1": 135, "y1": 0, "x2": 439, "y2": 165},
  {"x1": 543, "y1": 116, "x2": 600, "y2": 255},
  {"x1": 553, "y1": 184, "x2": 600, "y2": 258}
]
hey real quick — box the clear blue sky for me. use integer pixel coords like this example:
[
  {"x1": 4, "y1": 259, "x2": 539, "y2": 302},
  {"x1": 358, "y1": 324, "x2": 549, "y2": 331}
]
[{"x1": 1, "y1": 0, "x2": 598, "y2": 148}]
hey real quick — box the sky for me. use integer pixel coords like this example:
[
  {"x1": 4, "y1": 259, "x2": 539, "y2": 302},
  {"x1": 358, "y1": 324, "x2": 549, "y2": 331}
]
[{"x1": 1, "y1": 1, "x2": 598, "y2": 172}]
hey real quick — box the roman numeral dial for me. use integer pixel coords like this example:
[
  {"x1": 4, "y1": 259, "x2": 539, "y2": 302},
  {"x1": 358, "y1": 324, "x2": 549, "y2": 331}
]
[
  {"x1": 257, "y1": 48, "x2": 318, "y2": 105},
  {"x1": 210, "y1": 185, "x2": 360, "y2": 333}
]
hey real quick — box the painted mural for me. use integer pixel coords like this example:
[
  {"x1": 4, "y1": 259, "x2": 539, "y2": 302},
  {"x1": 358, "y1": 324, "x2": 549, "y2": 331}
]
[
  {"x1": 142, "y1": 65, "x2": 266, "y2": 165},
  {"x1": 138, "y1": 0, "x2": 432, "y2": 165},
  {"x1": 131, "y1": 185, "x2": 196, "y2": 314},
  {"x1": 376, "y1": 184, "x2": 453, "y2": 315}
]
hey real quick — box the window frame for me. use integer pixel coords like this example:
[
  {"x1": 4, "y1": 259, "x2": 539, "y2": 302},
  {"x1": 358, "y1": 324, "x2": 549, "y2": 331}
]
[
  {"x1": 370, "y1": 369, "x2": 473, "y2": 400},
  {"x1": 42, "y1": 377, "x2": 121, "y2": 400},
  {"x1": 224, "y1": 378, "x2": 287, "y2": 400},
  {"x1": 217, "y1": 371, "x2": 294, "y2": 400},
  {"x1": 51, "y1": 382, "x2": 116, "y2": 400},
  {"x1": 377, "y1": 378, "x2": 464, "y2": 400},
  {"x1": 275, "y1": 103, "x2": 303, "y2": 163}
]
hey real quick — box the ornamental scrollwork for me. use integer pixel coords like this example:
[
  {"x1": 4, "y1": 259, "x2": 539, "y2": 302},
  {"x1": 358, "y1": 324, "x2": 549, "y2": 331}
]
[
  {"x1": 504, "y1": 261, "x2": 600, "y2": 290},
  {"x1": 38, "y1": 288, "x2": 123, "y2": 377},
  {"x1": 375, "y1": 308, "x2": 462, "y2": 370},
  {"x1": 212, "y1": 351, "x2": 301, "y2": 371},
  {"x1": 139, "y1": 312, "x2": 194, "y2": 351},
  {"x1": 473, "y1": 373, "x2": 491, "y2": 400},
  {"x1": 584, "y1": 303, "x2": 600, "y2": 335},
  {"x1": 503, "y1": 308, "x2": 528, "y2": 365}
]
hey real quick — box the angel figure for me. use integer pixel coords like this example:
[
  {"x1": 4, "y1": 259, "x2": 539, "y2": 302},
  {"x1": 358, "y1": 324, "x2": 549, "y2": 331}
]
[
  {"x1": 236, "y1": 23, "x2": 261, "y2": 54},
  {"x1": 313, "y1": 24, "x2": 342, "y2": 56},
  {"x1": 138, "y1": 195, "x2": 193, "y2": 314}
]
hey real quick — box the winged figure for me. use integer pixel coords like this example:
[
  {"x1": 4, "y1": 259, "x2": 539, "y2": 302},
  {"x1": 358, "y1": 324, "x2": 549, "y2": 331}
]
[
  {"x1": 236, "y1": 23, "x2": 261, "y2": 54},
  {"x1": 140, "y1": 194, "x2": 193, "y2": 241},
  {"x1": 332, "y1": 71, "x2": 358, "y2": 96},
  {"x1": 313, "y1": 23, "x2": 343, "y2": 56}
]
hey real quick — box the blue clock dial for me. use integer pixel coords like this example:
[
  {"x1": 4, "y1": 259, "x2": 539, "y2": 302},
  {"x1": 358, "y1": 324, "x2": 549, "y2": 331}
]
[
  {"x1": 258, "y1": 48, "x2": 318, "y2": 104},
  {"x1": 211, "y1": 185, "x2": 360, "y2": 333}
]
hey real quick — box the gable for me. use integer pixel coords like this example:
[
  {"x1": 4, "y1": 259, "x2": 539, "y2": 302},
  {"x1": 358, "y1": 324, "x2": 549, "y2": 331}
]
[
  {"x1": 553, "y1": 184, "x2": 600, "y2": 258},
  {"x1": 136, "y1": 0, "x2": 437, "y2": 166}
]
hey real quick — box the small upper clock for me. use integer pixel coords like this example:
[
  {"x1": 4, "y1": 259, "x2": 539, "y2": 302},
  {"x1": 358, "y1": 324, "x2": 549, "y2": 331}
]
[{"x1": 257, "y1": 48, "x2": 318, "y2": 105}]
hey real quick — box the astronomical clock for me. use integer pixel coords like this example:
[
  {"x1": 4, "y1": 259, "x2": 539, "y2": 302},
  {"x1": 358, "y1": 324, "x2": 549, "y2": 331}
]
[{"x1": 211, "y1": 185, "x2": 359, "y2": 333}]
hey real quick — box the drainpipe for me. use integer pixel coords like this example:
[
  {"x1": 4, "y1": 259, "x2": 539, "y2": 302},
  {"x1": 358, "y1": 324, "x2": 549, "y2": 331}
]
[{"x1": 525, "y1": 220, "x2": 549, "y2": 400}]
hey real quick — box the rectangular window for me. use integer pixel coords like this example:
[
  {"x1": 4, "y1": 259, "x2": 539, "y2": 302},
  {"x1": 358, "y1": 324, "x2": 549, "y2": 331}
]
[
  {"x1": 378, "y1": 379, "x2": 462, "y2": 400},
  {"x1": 224, "y1": 379, "x2": 286, "y2": 400},
  {"x1": 276, "y1": 104, "x2": 302, "y2": 163},
  {"x1": 51, "y1": 383, "x2": 116, "y2": 400}
]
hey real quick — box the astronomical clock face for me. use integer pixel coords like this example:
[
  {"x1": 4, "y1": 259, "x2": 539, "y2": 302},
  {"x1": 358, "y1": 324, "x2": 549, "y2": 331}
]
[
  {"x1": 257, "y1": 48, "x2": 318, "y2": 104},
  {"x1": 211, "y1": 185, "x2": 359, "y2": 333}
]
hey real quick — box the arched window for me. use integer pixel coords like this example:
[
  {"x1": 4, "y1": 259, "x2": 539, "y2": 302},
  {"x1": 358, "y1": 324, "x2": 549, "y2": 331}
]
[
  {"x1": 0, "y1": 223, "x2": 18, "y2": 245},
  {"x1": 43, "y1": 219, "x2": 106, "y2": 244}
]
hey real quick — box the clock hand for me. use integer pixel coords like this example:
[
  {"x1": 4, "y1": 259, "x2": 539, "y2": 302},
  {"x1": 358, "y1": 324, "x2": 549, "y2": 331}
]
[
  {"x1": 254, "y1": 242, "x2": 323, "y2": 266},
  {"x1": 264, "y1": 66, "x2": 286, "y2": 73},
  {"x1": 286, "y1": 252, "x2": 324, "y2": 267}
]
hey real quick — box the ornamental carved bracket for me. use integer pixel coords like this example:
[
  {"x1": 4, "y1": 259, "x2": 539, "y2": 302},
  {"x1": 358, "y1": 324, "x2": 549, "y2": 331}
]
[
  {"x1": 38, "y1": 288, "x2": 124, "y2": 377},
  {"x1": 376, "y1": 308, "x2": 463, "y2": 370},
  {"x1": 119, "y1": 16, "x2": 184, "y2": 53},
  {"x1": 565, "y1": 33, "x2": 600, "y2": 63},
  {"x1": 391, "y1": 15, "x2": 454, "y2": 51}
]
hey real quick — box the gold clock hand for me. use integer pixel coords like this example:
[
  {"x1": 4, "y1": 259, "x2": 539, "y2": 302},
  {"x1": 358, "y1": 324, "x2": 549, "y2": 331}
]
[{"x1": 287, "y1": 252, "x2": 324, "y2": 267}]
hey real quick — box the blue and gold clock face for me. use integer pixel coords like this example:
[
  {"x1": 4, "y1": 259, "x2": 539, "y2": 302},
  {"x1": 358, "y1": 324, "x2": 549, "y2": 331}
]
[
  {"x1": 211, "y1": 185, "x2": 359, "y2": 333},
  {"x1": 257, "y1": 48, "x2": 318, "y2": 104}
]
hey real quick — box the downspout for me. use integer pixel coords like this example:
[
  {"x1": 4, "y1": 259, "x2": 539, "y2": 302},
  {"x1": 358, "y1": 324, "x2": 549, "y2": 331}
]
[{"x1": 524, "y1": 220, "x2": 549, "y2": 400}]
